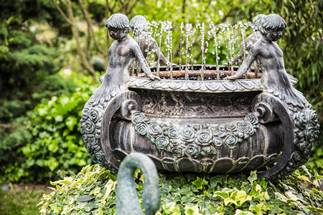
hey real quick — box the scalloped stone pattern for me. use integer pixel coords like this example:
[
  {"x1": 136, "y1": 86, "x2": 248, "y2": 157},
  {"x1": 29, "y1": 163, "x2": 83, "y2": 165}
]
[{"x1": 128, "y1": 77, "x2": 264, "y2": 93}]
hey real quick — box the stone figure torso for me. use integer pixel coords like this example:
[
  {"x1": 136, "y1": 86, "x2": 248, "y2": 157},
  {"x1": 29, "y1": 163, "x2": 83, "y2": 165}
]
[
  {"x1": 105, "y1": 37, "x2": 137, "y2": 88},
  {"x1": 255, "y1": 39, "x2": 292, "y2": 91}
]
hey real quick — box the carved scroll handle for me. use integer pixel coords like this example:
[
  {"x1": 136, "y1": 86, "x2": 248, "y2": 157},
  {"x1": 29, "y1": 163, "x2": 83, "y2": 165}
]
[
  {"x1": 101, "y1": 91, "x2": 142, "y2": 169},
  {"x1": 253, "y1": 93, "x2": 294, "y2": 178},
  {"x1": 254, "y1": 102, "x2": 275, "y2": 124},
  {"x1": 121, "y1": 98, "x2": 140, "y2": 121}
]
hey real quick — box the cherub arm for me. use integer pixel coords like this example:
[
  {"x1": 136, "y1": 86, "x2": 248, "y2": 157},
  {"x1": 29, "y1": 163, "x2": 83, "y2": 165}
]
[
  {"x1": 132, "y1": 41, "x2": 160, "y2": 80},
  {"x1": 227, "y1": 46, "x2": 259, "y2": 80},
  {"x1": 150, "y1": 37, "x2": 170, "y2": 65},
  {"x1": 228, "y1": 34, "x2": 255, "y2": 66},
  {"x1": 229, "y1": 49, "x2": 244, "y2": 66}
]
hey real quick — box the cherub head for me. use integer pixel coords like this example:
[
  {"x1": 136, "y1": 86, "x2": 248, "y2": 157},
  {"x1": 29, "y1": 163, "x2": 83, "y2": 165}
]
[
  {"x1": 252, "y1": 14, "x2": 266, "y2": 31},
  {"x1": 105, "y1": 13, "x2": 130, "y2": 41},
  {"x1": 130, "y1": 15, "x2": 149, "y2": 35},
  {"x1": 259, "y1": 14, "x2": 286, "y2": 41}
]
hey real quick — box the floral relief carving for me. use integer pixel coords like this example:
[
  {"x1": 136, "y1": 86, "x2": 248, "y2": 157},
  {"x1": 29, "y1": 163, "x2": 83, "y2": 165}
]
[
  {"x1": 131, "y1": 111, "x2": 259, "y2": 158},
  {"x1": 267, "y1": 91, "x2": 320, "y2": 175},
  {"x1": 80, "y1": 86, "x2": 122, "y2": 168}
]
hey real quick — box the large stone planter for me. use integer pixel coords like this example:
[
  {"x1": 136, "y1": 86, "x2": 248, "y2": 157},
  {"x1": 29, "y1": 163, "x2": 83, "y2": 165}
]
[{"x1": 81, "y1": 66, "x2": 319, "y2": 178}]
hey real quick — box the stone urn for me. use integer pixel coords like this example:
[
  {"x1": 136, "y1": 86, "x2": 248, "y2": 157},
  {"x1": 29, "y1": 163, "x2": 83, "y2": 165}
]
[{"x1": 80, "y1": 65, "x2": 319, "y2": 178}]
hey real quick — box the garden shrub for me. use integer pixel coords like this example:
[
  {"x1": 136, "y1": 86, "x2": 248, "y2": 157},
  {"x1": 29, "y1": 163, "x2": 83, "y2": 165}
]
[
  {"x1": 40, "y1": 165, "x2": 323, "y2": 215},
  {"x1": 307, "y1": 147, "x2": 323, "y2": 175},
  {"x1": 0, "y1": 19, "x2": 63, "y2": 122},
  {"x1": 1, "y1": 81, "x2": 95, "y2": 183}
]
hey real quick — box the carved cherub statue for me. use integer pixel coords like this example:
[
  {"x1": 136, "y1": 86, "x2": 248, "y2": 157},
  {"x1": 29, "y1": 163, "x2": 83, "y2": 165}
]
[
  {"x1": 229, "y1": 14, "x2": 265, "y2": 66},
  {"x1": 94, "y1": 13, "x2": 159, "y2": 103},
  {"x1": 227, "y1": 14, "x2": 305, "y2": 108},
  {"x1": 130, "y1": 15, "x2": 170, "y2": 66}
]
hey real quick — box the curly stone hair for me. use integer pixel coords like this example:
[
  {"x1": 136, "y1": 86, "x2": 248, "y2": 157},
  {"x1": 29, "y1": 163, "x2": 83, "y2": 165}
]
[
  {"x1": 260, "y1": 14, "x2": 286, "y2": 32},
  {"x1": 130, "y1": 15, "x2": 149, "y2": 32},
  {"x1": 105, "y1": 13, "x2": 130, "y2": 29},
  {"x1": 252, "y1": 14, "x2": 266, "y2": 31}
]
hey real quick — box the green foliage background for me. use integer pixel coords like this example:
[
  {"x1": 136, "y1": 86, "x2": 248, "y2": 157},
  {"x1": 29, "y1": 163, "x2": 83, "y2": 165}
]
[
  {"x1": 1, "y1": 81, "x2": 92, "y2": 182},
  {"x1": 0, "y1": 186, "x2": 46, "y2": 215},
  {"x1": 0, "y1": 0, "x2": 322, "y2": 184},
  {"x1": 40, "y1": 165, "x2": 323, "y2": 215}
]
